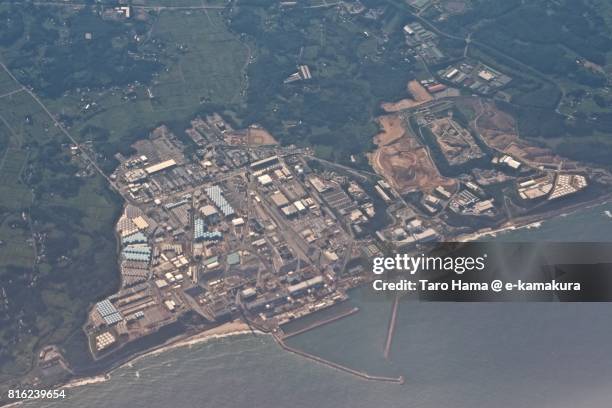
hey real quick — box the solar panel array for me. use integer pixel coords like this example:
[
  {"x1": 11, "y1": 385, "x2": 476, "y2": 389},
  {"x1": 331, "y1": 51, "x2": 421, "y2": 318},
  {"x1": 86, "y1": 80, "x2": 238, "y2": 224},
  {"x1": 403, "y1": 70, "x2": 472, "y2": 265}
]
[
  {"x1": 204, "y1": 185, "x2": 235, "y2": 217},
  {"x1": 96, "y1": 299, "x2": 123, "y2": 325},
  {"x1": 104, "y1": 313, "x2": 123, "y2": 325}
]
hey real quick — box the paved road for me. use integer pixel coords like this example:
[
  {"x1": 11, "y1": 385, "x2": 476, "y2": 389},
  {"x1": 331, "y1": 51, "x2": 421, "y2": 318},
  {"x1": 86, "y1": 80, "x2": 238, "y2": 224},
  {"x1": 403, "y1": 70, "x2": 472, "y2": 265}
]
[
  {"x1": 397, "y1": 2, "x2": 563, "y2": 107},
  {"x1": 0, "y1": 62, "x2": 119, "y2": 191}
]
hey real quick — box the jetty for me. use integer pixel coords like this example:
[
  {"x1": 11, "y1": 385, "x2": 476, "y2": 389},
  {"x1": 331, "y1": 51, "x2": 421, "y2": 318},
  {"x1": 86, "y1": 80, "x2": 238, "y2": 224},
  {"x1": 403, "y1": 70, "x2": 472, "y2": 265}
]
[
  {"x1": 274, "y1": 334, "x2": 404, "y2": 384},
  {"x1": 383, "y1": 294, "x2": 400, "y2": 360}
]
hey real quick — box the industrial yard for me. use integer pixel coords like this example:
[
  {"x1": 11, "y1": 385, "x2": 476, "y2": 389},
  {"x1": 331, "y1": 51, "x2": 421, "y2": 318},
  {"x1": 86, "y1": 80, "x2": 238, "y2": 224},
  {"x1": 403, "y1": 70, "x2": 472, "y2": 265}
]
[
  {"x1": 85, "y1": 115, "x2": 378, "y2": 356},
  {"x1": 367, "y1": 92, "x2": 612, "y2": 249},
  {"x1": 81, "y1": 100, "x2": 612, "y2": 359}
]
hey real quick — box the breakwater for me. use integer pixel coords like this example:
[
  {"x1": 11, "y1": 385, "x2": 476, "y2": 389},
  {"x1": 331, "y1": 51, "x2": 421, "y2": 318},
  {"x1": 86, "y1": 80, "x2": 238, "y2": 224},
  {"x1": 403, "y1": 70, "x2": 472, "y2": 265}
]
[
  {"x1": 383, "y1": 294, "x2": 400, "y2": 360},
  {"x1": 274, "y1": 334, "x2": 404, "y2": 384}
]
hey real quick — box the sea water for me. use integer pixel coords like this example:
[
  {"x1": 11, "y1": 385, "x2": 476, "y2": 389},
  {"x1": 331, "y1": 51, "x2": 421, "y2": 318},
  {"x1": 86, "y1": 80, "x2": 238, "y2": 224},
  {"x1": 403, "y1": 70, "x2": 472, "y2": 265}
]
[{"x1": 23, "y1": 203, "x2": 612, "y2": 408}]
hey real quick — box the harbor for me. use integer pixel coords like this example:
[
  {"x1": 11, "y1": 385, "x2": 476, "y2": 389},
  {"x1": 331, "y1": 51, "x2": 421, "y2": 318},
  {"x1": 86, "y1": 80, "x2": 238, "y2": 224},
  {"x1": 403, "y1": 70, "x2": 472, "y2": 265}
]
[{"x1": 277, "y1": 298, "x2": 403, "y2": 384}]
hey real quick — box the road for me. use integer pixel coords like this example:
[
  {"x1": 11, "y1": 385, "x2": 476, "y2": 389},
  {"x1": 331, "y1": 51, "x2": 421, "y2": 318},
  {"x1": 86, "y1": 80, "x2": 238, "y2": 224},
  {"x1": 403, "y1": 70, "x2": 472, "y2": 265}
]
[
  {"x1": 305, "y1": 155, "x2": 379, "y2": 181},
  {"x1": 396, "y1": 2, "x2": 563, "y2": 107},
  {"x1": 0, "y1": 62, "x2": 119, "y2": 192},
  {"x1": 0, "y1": 87, "x2": 25, "y2": 99}
]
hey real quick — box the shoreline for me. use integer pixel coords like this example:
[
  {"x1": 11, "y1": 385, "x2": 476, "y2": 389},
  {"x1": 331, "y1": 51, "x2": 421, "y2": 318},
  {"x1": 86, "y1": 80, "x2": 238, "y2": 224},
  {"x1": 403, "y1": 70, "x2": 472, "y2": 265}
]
[
  {"x1": 456, "y1": 194, "x2": 611, "y2": 242},
  {"x1": 2, "y1": 194, "x2": 608, "y2": 407},
  {"x1": 60, "y1": 195, "x2": 612, "y2": 391},
  {"x1": 62, "y1": 321, "x2": 257, "y2": 391}
]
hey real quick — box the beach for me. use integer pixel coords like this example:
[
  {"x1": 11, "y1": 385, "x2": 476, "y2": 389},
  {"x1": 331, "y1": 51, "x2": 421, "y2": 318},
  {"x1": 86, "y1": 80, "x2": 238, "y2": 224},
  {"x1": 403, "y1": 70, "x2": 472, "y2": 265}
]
[{"x1": 59, "y1": 321, "x2": 257, "y2": 392}]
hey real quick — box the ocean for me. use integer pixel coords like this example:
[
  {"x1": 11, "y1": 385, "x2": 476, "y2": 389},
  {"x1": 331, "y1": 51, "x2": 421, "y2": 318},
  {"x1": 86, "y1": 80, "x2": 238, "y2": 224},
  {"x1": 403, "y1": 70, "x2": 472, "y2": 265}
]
[
  {"x1": 22, "y1": 202, "x2": 612, "y2": 408},
  {"x1": 485, "y1": 202, "x2": 612, "y2": 242}
]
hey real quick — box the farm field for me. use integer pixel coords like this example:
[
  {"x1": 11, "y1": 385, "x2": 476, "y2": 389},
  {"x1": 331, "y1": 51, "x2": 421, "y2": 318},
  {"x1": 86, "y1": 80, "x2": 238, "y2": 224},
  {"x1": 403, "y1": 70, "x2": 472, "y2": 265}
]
[
  {"x1": 0, "y1": 68, "x2": 120, "y2": 381},
  {"x1": 42, "y1": 9, "x2": 248, "y2": 150}
]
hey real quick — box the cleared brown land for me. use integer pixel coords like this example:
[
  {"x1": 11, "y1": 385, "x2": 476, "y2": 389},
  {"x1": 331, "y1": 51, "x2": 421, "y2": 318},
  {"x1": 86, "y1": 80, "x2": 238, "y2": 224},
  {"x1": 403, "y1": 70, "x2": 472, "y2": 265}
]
[
  {"x1": 381, "y1": 80, "x2": 433, "y2": 113},
  {"x1": 225, "y1": 126, "x2": 278, "y2": 146},
  {"x1": 408, "y1": 80, "x2": 433, "y2": 102},
  {"x1": 373, "y1": 115, "x2": 405, "y2": 146},
  {"x1": 583, "y1": 60, "x2": 605, "y2": 75},
  {"x1": 248, "y1": 127, "x2": 278, "y2": 145},
  {"x1": 467, "y1": 98, "x2": 578, "y2": 168},
  {"x1": 370, "y1": 115, "x2": 457, "y2": 193},
  {"x1": 428, "y1": 117, "x2": 484, "y2": 165}
]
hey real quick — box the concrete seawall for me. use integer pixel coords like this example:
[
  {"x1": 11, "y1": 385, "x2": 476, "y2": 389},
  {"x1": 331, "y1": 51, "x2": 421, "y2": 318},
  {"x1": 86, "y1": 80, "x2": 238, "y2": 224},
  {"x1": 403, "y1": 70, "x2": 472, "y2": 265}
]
[{"x1": 281, "y1": 307, "x2": 360, "y2": 339}]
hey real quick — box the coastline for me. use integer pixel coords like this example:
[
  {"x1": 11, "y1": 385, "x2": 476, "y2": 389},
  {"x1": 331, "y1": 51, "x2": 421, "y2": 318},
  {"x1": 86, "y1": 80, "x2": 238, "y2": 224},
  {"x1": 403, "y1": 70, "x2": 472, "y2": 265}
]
[
  {"x1": 456, "y1": 193, "x2": 611, "y2": 242},
  {"x1": 62, "y1": 321, "x2": 258, "y2": 391},
  {"x1": 3, "y1": 193, "x2": 608, "y2": 407},
  {"x1": 127, "y1": 320, "x2": 257, "y2": 361}
]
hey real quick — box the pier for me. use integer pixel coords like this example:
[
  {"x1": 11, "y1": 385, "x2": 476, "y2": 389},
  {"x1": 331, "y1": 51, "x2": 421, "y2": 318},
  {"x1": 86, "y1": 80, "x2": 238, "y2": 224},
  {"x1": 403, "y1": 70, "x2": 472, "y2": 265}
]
[
  {"x1": 281, "y1": 306, "x2": 360, "y2": 339},
  {"x1": 274, "y1": 335, "x2": 404, "y2": 384},
  {"x1": 383, "y1": 294, "x2": 400, "y2": 360}
]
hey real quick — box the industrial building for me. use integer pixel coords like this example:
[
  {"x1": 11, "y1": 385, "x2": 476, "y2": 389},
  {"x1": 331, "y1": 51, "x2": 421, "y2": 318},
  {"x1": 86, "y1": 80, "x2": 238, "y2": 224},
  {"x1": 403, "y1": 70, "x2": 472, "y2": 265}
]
[
  {"x1": 270, "y1": 191, "x2": 290, "y2": 207},
  {"x1": 288, "y1": 275, "x2": 324, "y2": 296},
  {"x1": 250, "y1": 155, "x2": 280, "y2": 173},
  {"x1": 200, "y1": 204, "x2": 220, "y2": 224},
  {"x1": 145, "y1": 159, "x2": 177, "y2": 175}
]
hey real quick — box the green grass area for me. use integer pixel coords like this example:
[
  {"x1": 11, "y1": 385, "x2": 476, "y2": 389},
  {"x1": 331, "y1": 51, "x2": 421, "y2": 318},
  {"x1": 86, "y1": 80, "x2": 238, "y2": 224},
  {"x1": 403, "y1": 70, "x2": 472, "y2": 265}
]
[
  {"x1": 0, "y1": 5, "x2": 251, "y2": 385},
  {"x1": 43, "y1": 10, "x2": 247, "y2": 150},
  {"x1": 148, "y1": 10, "x2": 247, "y2": 108},
  {"x1": 131, "y1": 0, "x2": 224, "y2": 6},
  {"x1": 0, "y1": 91, "x2": 57, "y2": 147},
  {"x1": 588, "y1": 0, "x2": 612, "y2": 29},
  {"x1": 0, "y1": 212, "x2": 34, "y2": 270},
  {"x1": 0, "y1": 69, "x2": 20, "y2": 95},
  {"x1": 0, "y1": 149, "x2": 27, "y2": 182},
  {"x1": 229, "y1": 3, "x2": 415, "y2": 160},
  {"x1": 0, "y1": 148, "x2": 31, "y2": 210},
  {"x1": 0, "y1": 73, "x2": 121, "y2": 382}
]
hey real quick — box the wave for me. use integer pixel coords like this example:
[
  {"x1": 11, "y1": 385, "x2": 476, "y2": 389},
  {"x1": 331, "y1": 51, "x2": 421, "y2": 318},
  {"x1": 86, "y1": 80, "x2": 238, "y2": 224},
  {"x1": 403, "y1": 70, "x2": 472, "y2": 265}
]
[
  {"x1": 53, "y1": 323, "x2": 264, "y2": 394},
  {"x1": 63, "y1": 374, "x2": 111, "y2": 389}
]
